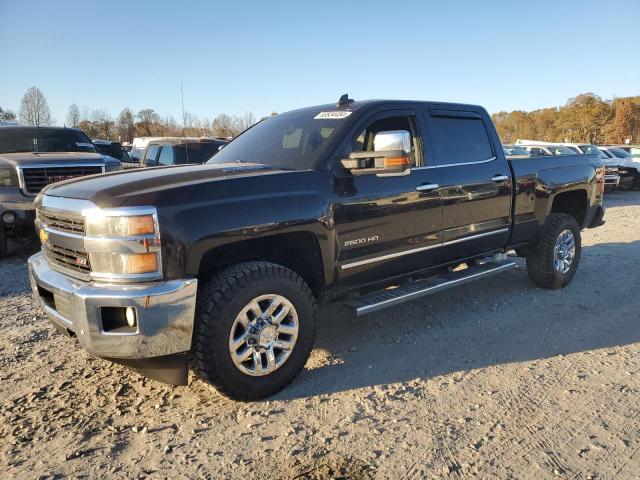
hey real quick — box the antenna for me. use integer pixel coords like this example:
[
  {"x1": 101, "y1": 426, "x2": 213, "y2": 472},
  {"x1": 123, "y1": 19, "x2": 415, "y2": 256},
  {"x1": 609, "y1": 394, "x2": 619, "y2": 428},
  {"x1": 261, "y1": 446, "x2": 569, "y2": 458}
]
[{"x1": 180, "y1": 81, "x2": 189, "y2": 163}]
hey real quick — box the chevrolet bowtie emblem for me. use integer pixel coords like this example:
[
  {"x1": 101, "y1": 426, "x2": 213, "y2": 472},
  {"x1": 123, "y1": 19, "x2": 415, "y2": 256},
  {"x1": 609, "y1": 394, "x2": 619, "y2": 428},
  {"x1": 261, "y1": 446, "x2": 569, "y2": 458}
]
[{"x1": 39, "y1": 229, "x2": 49, "y2": 244}]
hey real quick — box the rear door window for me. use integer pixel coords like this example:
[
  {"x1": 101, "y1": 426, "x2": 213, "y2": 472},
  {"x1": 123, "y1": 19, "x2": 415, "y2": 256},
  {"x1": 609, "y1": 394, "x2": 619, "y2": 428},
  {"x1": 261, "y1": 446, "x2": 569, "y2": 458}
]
[
  {"x1": 144, "y1": 145, "x2": 160, "y2": 166},
  {"x1": 157, "y1": 145, "x2": 175, "y2": 166},
  {"x1": 429, "y1": 115, "x2": 493, "y2": 165}
]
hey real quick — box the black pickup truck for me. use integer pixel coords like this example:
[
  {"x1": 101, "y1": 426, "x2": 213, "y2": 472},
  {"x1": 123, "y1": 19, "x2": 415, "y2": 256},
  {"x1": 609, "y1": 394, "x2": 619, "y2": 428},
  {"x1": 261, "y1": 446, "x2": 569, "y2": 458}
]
[{"x1": 28, "y1": 97, "x2": 605, "y2": 400}]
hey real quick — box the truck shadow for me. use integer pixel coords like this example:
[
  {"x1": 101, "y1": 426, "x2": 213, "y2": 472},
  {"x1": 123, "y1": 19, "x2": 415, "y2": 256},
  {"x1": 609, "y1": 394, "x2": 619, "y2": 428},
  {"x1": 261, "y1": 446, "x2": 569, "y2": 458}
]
[{"x1": 277, "y1": 239, "x2": 640, "y2": 400}]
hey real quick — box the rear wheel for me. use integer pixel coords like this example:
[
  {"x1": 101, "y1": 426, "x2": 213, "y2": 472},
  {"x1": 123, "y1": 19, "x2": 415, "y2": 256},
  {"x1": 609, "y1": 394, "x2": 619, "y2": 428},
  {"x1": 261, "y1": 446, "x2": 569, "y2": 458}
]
[
  {"x1": 526, "y1": 213, "x2": 581, "y2": 289},
  {"x1": 192, "y1": 261, "x2": 317, "y2": 400}
]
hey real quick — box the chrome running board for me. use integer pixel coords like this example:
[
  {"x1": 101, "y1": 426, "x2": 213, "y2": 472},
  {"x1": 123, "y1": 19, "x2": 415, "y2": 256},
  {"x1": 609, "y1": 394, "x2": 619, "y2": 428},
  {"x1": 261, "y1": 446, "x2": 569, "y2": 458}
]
[{"x1": 346, "y1": 260, "x2": 516, "y2": 316}]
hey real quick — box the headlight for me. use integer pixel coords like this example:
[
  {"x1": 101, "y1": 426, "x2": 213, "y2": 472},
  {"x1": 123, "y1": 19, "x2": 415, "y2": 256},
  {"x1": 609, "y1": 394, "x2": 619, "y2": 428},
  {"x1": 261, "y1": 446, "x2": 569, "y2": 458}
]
[
  {"x1": 89, "y1": 252, "x2": 159, "y2": 275},
  {"x1": 82, "y1": 207, "x2": 161, "y2": 280},
  {"x1": 0, "y1": 167, "x2": 18, "y2": 186},
  {"x1": 85, "y1": 214, "x2": 155, "y2": 237}
]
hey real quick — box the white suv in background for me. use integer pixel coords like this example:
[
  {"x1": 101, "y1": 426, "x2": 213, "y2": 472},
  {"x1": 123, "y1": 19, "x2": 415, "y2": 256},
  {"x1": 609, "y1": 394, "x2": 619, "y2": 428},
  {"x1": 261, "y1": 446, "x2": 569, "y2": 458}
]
[
  {"x1": 599, "y1": 146, "x2": 640, "y2": 189},
  {"x1": 516, "y1": 140, "x2": 620, "y2": 189}
]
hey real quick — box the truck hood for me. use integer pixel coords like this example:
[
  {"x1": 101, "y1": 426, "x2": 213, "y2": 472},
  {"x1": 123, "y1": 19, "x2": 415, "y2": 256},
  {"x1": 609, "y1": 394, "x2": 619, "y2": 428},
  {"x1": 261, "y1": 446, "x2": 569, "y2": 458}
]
[
  {"x1": 0, "y1": 152, "x2": 107, "y2": 167},
  {"x1": 43, "y1": 163, "x2": 281, "y2": 207}
]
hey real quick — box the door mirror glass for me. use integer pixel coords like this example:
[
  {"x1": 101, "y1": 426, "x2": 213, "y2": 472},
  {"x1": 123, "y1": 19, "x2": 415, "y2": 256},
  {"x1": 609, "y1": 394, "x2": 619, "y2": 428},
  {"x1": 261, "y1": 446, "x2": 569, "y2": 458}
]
[{"x1": 373, "y1": 130, "x2": 411, "y2": 154}]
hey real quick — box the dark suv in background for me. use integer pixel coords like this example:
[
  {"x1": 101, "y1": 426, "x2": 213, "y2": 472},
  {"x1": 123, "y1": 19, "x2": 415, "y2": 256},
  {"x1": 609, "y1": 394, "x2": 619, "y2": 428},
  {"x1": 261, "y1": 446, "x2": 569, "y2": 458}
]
[
  {"x1": 141, "y1": 138, "x2": 227, "y2": 167},
  {"x1": 92, "y1": 139, "x2": 139, "y2": 168}
]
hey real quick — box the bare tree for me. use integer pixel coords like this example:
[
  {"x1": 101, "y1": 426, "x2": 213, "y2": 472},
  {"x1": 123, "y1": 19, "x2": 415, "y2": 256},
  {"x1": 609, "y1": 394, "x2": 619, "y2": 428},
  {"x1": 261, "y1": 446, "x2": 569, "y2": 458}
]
[
  {"x1": 66, "y1": 104, "x2": 80, "y2": 128},
  {"x1": 136, "y1": 109, "x2": 161, "y2": 136},
  {"x1": 234, "y1": 112, "x2": 256, "y2": 135},
  {"x1": 116, "y1": 108, "x2": 136, "y2": 143},
  {"x1": 0, "y1": 107, "x2": 17, "y2": 122},
  {"x1": 91, "y1": 109, "x2": 115, "y2": 139},
  {"x1": 211, "y1": 113, "x2": 235, "y2": 138},
  {"x1": 19, "y1": 86, "x2": 53, "y2": 126}
]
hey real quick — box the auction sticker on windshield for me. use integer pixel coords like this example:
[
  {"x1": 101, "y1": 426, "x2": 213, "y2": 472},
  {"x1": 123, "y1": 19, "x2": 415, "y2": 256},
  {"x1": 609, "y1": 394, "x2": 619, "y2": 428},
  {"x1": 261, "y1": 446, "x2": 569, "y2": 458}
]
[{"x1": 314, "y1": 111, "x2": 352, "y2": 119}]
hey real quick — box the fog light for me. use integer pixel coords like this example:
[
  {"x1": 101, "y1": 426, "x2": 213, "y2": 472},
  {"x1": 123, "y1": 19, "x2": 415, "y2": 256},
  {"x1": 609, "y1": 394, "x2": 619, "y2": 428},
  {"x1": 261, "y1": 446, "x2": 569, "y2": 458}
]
[
  {"x1": 2, "y1": 212, "x2": 15, "y2": 224},
  {"x1": 125, "y1": 307, "x2": 137, "y2": 327}
]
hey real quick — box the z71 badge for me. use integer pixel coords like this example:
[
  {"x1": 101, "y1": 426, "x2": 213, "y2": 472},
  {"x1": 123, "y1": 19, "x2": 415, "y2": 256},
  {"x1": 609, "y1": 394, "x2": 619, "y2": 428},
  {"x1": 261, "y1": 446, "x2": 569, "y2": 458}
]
[{"x1": 344, "y1": 235, "x2": 379, "y2": 248}]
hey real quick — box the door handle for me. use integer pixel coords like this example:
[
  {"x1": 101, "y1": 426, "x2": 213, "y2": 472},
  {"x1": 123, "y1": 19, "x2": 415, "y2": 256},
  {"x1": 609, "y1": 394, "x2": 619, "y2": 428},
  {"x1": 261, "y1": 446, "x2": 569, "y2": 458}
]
[
  {"x1": 416, "y1": 183, "x2": 440, "y2": 192},
  {"x1": 491, "y1": 175, "x2": 509, "y2": 182}
]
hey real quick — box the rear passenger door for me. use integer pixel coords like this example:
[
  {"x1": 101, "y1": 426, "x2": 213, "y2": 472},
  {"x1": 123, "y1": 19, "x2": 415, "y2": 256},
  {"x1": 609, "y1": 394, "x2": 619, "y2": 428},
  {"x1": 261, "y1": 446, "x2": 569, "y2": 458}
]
[{"x1": 423, "y1": 109, "x2": 512, "y2": 262}]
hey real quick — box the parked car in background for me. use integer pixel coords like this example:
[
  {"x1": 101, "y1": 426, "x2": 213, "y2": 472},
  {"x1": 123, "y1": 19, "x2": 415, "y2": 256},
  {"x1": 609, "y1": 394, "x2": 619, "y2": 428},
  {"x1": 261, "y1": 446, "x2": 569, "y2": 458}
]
[
  {"x1": 503, "y1": 144, "x2": 530, "y2": 157},
  {"x1": 516, "y1": 140, "x2": 620, "y2": 189},
  {"x1": 613, "y1": 145, "x2": 640, "y2": 156},
  {"x1": 515, "y1": 142, "x2": 576, "y2": 157},
  {"x1": 129, "y1": 137, "x2": 164, "y2": 162},
  {"x1": 0, "y1": 126, "x2": 122, "y2": 256},
  {"x1": 599, "y1": 146, "x2": 640, "y2": 189},
  {"x1": 141, "y1": 138, "x2": 227, "y2": 167},
  {"x1": 92, "y1": 139, "x2": 139, "y2": 169}
]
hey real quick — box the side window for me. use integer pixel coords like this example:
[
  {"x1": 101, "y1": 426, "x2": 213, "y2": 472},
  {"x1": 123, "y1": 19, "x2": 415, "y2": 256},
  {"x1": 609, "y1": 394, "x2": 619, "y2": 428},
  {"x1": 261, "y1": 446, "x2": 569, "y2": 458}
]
[
  {"x1": 529, "y1": 148, "x2": 543, "y2": 157},
  {"x1": 350, "y1": 115, "x2": 422, "y2": 167},
  {"x1": 144, "y1": 145, "x2": 160, "y2": 166},
  {"x1": 157, "y1": 145, "x2": 175, "y2": 166},
  {"x1": 429, "y1": 115, "x2": 493, "y2": 165}
]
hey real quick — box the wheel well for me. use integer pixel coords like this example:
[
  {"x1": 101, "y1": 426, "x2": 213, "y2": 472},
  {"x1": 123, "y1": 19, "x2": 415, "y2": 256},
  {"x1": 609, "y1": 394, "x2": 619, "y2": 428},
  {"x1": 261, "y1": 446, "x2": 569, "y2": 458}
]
[
  {"x1": 550, "y1": 190, "x2": 587, "y2": 227},
  {"x1": 197, "y1": 232, "x2": 324, "y2": 296}
]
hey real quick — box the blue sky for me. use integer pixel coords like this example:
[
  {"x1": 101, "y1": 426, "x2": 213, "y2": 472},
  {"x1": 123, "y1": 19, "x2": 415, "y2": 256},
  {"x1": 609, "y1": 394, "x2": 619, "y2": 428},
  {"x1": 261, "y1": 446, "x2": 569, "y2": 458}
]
[{"x1": 1, "y1": 0, "x2": 638, "y2": 124}]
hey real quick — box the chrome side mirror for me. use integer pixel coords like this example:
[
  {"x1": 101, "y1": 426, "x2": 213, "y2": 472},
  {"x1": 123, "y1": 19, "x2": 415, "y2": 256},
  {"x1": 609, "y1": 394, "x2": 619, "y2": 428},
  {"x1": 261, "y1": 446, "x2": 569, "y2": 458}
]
[
  {"x1": 373, "y1": 130, "x2": 411, "y2": 154},
  {"x1": 341, "y1": 130, "x2": 412, "y2": 176}
]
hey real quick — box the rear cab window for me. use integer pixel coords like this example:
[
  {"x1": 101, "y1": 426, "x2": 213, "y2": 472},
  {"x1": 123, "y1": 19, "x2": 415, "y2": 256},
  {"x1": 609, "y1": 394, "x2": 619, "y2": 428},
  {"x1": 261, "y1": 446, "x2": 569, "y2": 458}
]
[{"x1": 427, "y1": 112, "x2": 494, "y2": 165}]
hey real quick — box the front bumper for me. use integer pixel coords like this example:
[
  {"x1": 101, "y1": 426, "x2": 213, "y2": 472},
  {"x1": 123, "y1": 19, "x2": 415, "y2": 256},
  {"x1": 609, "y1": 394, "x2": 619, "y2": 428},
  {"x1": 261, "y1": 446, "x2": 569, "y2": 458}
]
[{"x1": 28, "y1": 251, "x2": 197, "y2": 359}]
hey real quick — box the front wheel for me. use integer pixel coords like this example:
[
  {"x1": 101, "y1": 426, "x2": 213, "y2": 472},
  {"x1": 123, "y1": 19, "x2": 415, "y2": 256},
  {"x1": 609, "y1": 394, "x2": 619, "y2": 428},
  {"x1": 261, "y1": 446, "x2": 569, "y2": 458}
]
[
  {"x1": 191, "y1": 262, "x2": 317, "y2": 401},
  {"x1": 526, "y1": 213, "x2": 581, "y2": 289}
]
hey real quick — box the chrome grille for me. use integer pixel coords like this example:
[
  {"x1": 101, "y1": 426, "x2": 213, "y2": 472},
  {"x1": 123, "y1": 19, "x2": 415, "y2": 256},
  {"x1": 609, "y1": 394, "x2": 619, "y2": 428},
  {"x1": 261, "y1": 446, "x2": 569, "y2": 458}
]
[
  {"x1": 42, "y1": 243, "x2": 91, "y2": 275},
  {"x1": 20, "y1": 165, "x2": 104, "y2": 195},
  {"x1": 37, "y1": 208, "x2": 86, "y2": 235}
]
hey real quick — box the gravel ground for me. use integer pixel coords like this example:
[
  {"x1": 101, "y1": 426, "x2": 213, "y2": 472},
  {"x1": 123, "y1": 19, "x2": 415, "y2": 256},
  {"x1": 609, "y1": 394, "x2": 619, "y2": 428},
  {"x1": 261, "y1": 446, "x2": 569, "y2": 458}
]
[{"x1": 1, "y1": 192, "x2": 639, "y2": 480}]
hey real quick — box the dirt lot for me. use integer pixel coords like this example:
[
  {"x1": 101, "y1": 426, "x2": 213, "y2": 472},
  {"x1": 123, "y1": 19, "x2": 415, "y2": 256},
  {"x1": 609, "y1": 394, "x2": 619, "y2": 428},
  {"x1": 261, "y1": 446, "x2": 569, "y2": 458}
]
[{"x1": 1, "y1": 191, "x2": 639, "y2": 480}]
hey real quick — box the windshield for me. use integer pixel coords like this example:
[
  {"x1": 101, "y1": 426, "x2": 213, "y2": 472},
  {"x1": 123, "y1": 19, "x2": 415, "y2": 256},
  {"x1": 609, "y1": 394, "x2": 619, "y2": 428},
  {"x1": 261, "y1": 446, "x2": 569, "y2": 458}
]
[
  {"x1": 606, "y1": 147, "x2": 631, "y2": 158},
  {"x1": 207, "y1": 110, "x2": 346, "y2": 170},
  {"x1": 577, "y1": 145, "x2": 600, "y2": 155},
  {"x1": 550, "y1": 146, "x2": 576, "y2": 155},
  {"x1": 0, "y1": 128, "x2": 96, "y2": 154},
  {"x1": 504, "y1": 146, "x2": 529, "y2": 155}
]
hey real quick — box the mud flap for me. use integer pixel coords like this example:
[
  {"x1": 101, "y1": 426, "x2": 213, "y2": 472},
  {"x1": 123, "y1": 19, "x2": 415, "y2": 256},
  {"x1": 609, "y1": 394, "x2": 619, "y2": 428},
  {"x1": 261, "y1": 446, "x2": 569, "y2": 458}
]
[{"x1": 107, "y1": 353, "x2": 189, "y2": 386}]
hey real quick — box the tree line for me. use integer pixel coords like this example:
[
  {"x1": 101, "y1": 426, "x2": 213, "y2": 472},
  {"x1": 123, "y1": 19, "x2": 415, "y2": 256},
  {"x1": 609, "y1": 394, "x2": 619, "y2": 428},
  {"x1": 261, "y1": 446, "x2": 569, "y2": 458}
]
[
  {"x1": 3, "y1": 86, "x2": 640, "y2": 146},
  {"x1": 2, "y1": 86, "x2": 268, "y2": 142},
  {"x1": 492, "y1": 93, "x2": 640, "y2": 145}
]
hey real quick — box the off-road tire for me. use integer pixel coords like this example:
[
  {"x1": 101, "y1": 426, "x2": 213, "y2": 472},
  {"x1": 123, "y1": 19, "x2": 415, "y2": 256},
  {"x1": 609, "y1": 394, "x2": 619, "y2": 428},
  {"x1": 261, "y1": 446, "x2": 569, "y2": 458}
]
[
  {"x1": 0, "y1": 226, "x2": 7, "y2": 258},
  {"x1": 526, "y1": 213, "x2": 581, "y2": 289},
  {"x1": 191, "y1": 261, "x2": 317, "y2": 401}
]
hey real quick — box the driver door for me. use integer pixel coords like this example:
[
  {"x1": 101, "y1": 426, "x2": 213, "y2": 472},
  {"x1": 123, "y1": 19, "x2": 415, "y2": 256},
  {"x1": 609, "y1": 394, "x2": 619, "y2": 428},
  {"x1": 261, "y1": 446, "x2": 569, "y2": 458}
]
[{"x1": 333, "y1": 110, "x2": 444, "y2": 288}]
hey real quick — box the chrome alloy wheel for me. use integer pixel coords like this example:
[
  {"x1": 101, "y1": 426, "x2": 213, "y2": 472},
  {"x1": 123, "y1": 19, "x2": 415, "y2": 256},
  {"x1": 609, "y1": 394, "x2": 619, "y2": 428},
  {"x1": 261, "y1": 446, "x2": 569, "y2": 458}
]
[
  {"x1": 553, "y1": 229, "x2": 576, "y2": 274},
  {"x1": 228, "y1": 294, "x2": 299, "y2": 376}
]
